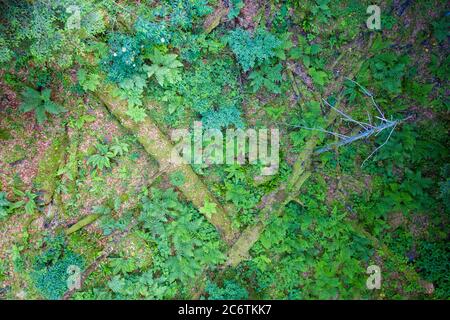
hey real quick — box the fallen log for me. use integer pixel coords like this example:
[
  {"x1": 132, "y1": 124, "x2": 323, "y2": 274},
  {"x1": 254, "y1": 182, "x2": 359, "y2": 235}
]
[
  {"x1": 94, "y1": 85, "x2": 238, "y2": 244},
  {"x1": 65, "y1": 214, "x2": 100, "y2": 235},
  {"x1": 222, "y1": 53, "x2": 363, "y2": 268},
  {"x1": 203, "y1": 1, "x2": 229, "y2": 34}
]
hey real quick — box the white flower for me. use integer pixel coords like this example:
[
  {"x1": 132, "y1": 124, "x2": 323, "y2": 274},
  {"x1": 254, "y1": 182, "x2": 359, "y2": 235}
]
[
  {"x1": 122, "y1": 47, "x2": 127, "y2": 52},
  {"x1": 160, "y1": 37, "x2": 165, "y2": 43},
  {"x1": 113, "y1": 52, "x2": 117, "y2": 57},
  {"x1": 133, "y1": 64, "x2": 136, "y2": 67}
]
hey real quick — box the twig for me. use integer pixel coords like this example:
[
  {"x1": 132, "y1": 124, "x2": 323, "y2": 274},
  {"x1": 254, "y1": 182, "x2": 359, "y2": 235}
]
[
  {"x1": 322, "y1": 98, "x2": 373, "y2": 129},
  {"x1": 315, "y1": 120, "x2": 398, "y2": 154},
  {"x1": 345, "y1": 77, "x2": 385, "y2": 118},
  {"x1": 285, "y1": 123, "x2": 350, "y2": 139},
  {"x1": 361, "y1": 122, "x2": 397, "y2": 167}
]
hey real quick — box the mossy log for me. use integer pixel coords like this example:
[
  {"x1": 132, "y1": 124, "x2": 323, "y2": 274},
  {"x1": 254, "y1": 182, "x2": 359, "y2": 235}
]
[
  {"x1": 65, "y1": 214, "x2": 100, "y2": 235},
  {"x1": 224, "y1": 106, "x2": 337, "y2": 267},
  {"x1": 94, "y1": 85, "x2": 238, "y2": 244},
  {"x1": 35, "y1": 132, "x2": 68, "y2": 205},
  {"x1": 223, "y1": 54, "x2": 362, "y2": 268}
]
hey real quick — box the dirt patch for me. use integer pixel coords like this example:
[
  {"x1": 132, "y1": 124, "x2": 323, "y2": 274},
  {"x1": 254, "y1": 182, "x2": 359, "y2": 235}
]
[
  {"x1": 388, "y1": 212, "x2": 407, "y2": 230},
  {"x1": 0, "y1": 112, "x2": 61, "y2": 194},
  {"x1": 0, "y1": 76, "x2": 20, "y2": 111}
]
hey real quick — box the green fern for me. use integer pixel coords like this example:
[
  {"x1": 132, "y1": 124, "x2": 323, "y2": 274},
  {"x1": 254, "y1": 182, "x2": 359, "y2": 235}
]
[
  {"x1": 143, "y1": 49, "x2": 183, "y2": 87},
  {"x1": 126, "y1": 106, "x2": 147, "y2": 122}
]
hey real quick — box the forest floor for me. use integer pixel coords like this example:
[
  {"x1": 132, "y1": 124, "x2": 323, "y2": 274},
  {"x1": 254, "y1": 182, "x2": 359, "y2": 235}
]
[{"x1": 0, "y1": 0, "x2": 448, "y2": 300}]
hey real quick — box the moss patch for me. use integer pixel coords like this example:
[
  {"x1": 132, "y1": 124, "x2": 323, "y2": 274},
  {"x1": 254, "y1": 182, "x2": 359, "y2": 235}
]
[
  {"x1": 4, "y1": 144, "x2": 27, "y2": 164},
  {"x1": 0, "y1": 128, "x2": 12, "y2": 140},
  {"x1": 35, "y1": 133, "x2": 68, "y2": 204}
]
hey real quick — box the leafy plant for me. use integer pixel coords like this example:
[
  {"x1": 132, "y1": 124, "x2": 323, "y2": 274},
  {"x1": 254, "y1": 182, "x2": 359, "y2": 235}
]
[
  {"x1": 249, "y1": 63, "x2": 283, "y2": 93},
  {"x1": 416, "y1": 240, "x2": 450, "y2": 299},
  {"x1": 225, "y1": 182, "x2": 259, "y2": 211},
  {"x1": 88, "y1": 139, "x2": 129, "y2": 171},
  {"x1": 289, "y1": 37, "x2": 322, "y2": 69},
  {"x1": 308, "y1": 67, "x2": 328, "y2": 86},
  {"x1": 134, "y1": 18, "x2": 170, "y2": 46},
  {"x1": 0, "y1": 36, "x2": 12, "y2": 64},
  {"x1": 228, "y1": 28, "x2": 281, "y2": 71},
  {"x1": 68, "y1": 114, "x2": 96, "y2": 130},
  {"x1": 199, "y1": 199, "x2": 217, "y2": 219},
  {"x1": 106, "y1": 271, "x2": 168, "y2": 299},
  {"x1": 116, "y1": 74, "x2": 147, "y2": 108},
  {"x1": 228, "y1": 0, "x2": 244, "y2": 19},
  {"x1": 113, "y1": 74, "x2": 148, "y2": 122},
  {"x1": 19, "y1": 87, "x2": 65, "y2": 124},
  {"x1": 0, "y1": 192, "x2": 11, "y2": 220},
  {"x1": 439, "y1": 165, "x2": 450, "y2": 212},
  {"x1": 102, "y1": 33, "x2": 143, "y2": 83},
  {"x1": 138, "y1": 188, "x2": 225, "y2": 284},
  {"x1": 311, "y1": 0, "x2": 332, "y2": 23},
  {"x1": 126, "y1": 106, "x2": 147, "y2": 122},
  {"x1": 361, "y1": 51, "x2": 409, "y2": 96},
  {"x1": 77, "y1": 69, "x2": 100, "y2": 92},
  {"x1": 205, "y1": 280, "x2": 249, "y2": 300},
  {"x1": 144, "y1": 49, "x2": 183, "y2": 87},
  {"x1": 201, "y1": 106, "x2": 244, "y2": 129},
  {"x1": 87, "y1": 139, "x2": 129, "y2": 171},
  {"x1": 432, "y1": 15, "x2": 450, "y2": 43},
  {"x1": 264, "y1": 104, "x2": 286, "y2": 121},
  {"x1": 176, "y1": 58, "x2": 241, "y2": 114},
  {"x1": 110, "y1": 138, "x2": 130, "y2": 157},
  {"x1": 168, "y1": 0, "x2": 212, "y2": 29},
  {"x1": 169, "y1": 171, "x2": 186, "y2": 187},
  {"x1": 404, "y1": 80, "x2": 434, "y2": 105},
  {"x1": 429, "y1": 54, "x2": 449, "y2": 82},
  {"x1": 87, "y1": 143, "x2": 113, "y2": 170},
  {"x1": 0, "y1": 2, "x2": 104, "y2": 69},
  {"x1": 11, "y1": 189, "x2": 38, "y2": 215}
]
